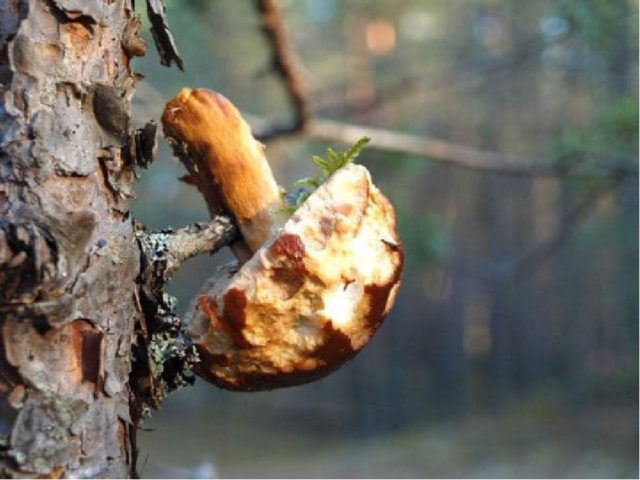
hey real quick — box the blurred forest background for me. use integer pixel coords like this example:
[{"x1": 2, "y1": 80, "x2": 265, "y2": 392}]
[{"x1": 130, "y1": 0, "x2": 638, "y2": 477}]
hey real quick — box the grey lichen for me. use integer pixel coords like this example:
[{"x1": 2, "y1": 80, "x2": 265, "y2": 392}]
[
  {"x1": 142, "y1": 293, "x2": 200, "y2": 404},
  {"x1": 148, "y1": 327, "x2": 197, "y2": 382},
  {"x1": 132, "y1": 217, "x2": 236, "y2": 408},
  {"x1": 9, "y1": 395, "x2": 88, "y2": 474}
]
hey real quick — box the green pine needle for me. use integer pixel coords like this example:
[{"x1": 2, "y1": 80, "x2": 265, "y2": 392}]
[
  {"x1": 295, "y1": 177, "x2": 322, "y2": 189},
  {"x1": 279, "y1": 137, "x2": 371, "y2": 216},
  {"x1": 311, "y1": 155, "x2": 330, "y2": 173}
]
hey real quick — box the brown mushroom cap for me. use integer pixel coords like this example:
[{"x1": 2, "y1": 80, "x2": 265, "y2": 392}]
[{"x1": 187, "y1": 163, "x2": 404, "y2": 391}]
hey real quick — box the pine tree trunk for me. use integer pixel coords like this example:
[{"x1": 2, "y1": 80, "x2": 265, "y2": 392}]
[{"x1": 0, "y1": 0, "x2": 149, "y2": 476}]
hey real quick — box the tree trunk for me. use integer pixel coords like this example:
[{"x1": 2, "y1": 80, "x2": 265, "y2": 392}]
[{"x1": 0, "y1": 0, "x2": 151, "y2": 476}]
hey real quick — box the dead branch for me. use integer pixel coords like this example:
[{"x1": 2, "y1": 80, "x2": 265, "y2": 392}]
[
  {"x1": 255, "y1": 0, "x2": 310, "y2": 135},
  {"x1": 138, "y1": 217, "x2": 237, "y2": 284},
  {"x1": 249, "y1": 115, "x2": 637, "y2": 178}
]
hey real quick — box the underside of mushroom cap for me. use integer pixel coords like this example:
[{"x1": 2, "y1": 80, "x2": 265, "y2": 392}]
[{"x1": 187, "y1": 163, "x2": 404, "y2": 391}]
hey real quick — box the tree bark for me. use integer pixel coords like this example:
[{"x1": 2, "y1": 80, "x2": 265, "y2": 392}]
[{"x1": 0, "y1": 0, "x2": 159, "y2": 476}]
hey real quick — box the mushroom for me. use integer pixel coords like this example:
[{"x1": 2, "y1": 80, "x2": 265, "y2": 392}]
[
  {"x1": 162, "y1": 88, "x2": 284, "y2": 260},
  {"x1": 162, "y1": 88, "x2": 404, "y2": 391}
]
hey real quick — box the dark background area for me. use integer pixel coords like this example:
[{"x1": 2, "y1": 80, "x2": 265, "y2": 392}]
[{"x1": 130, "y1": 1, "x2": 638, "y2": 477}]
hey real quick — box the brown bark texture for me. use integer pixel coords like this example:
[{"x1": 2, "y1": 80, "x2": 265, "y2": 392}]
[{"x1": 0, "y1": 0, "x2": 193, "y2": 477}]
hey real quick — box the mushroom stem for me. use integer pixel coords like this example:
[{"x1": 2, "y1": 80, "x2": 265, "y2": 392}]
[{"x1": 162, "y1": 88, "x2": 284, "y2": 260}]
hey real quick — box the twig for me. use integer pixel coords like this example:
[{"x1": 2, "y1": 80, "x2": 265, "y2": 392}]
[
  {"x1": 249, "y1": 114, "x2": 637, "y2": 178},
  {"x1": 138, "y1": 217, "x2": 237, "y2": 284},
  {"x1": 255, "y1": 0, "x2": 310, "y2": 136}
]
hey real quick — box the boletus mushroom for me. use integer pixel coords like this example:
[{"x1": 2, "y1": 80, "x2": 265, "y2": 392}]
[{"x1": 162, "y1": 88, "x2": 404, "y2": 391}]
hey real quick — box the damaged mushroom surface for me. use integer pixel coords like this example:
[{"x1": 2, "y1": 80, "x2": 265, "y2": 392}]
[{"x1": 162, "y1": 88, "x2": 404, "y2": 391}]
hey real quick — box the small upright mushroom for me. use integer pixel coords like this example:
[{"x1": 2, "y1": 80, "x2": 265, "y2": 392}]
[{"x1": 162, "y1": 88, "x2": 404, "y2": 391}]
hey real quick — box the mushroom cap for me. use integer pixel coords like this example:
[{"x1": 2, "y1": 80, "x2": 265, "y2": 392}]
[{"x1": 187, "y1": 164, "x2": 404, "y2": 391}]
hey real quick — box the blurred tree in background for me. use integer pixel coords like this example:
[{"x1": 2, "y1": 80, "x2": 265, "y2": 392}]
[{"x1": 130, "y1": 0, "x2": 637, "y2": 477}]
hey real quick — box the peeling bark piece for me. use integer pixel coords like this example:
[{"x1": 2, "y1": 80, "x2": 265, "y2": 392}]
[
  {"x1": 79, "y1": 327, "x2": 103, "y2": 386},
  {"x1": 146, "y1": 0, "x2": 184, "y2": 71},
  {"x1": 187, "y1": 164, "x2": 404, "y2": 390},
  {"x1": 93, "y1": 84, "x2": 130, "y2": 141},
  {"x1": 0, "y1": 221, "x2": 58, "y2": 304},
  {"x1": 7, "y1": 384, "x2": 26, "y2": 409},
  {"x1": 2, "y1": 319, "x2": 102, "y2": 399},
  {"x1": 134, "y1": 121, "x2": 157, "y2": 168},
  {"x1": 122, "y1": 16, "x2": 147, "y2": 58}
]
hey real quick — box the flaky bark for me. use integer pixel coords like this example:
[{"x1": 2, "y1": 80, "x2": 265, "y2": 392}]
[{"x1": 0, "y1": 0, "x2": 216, "y2": 477}]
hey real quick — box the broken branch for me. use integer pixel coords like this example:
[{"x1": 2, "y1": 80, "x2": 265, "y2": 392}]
[{"x1": 138, "y1": 217, "x2": 237, "y2": 285}]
